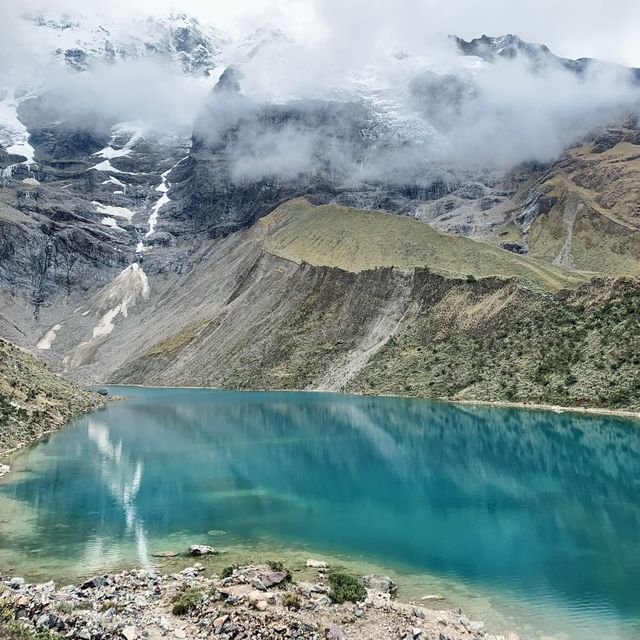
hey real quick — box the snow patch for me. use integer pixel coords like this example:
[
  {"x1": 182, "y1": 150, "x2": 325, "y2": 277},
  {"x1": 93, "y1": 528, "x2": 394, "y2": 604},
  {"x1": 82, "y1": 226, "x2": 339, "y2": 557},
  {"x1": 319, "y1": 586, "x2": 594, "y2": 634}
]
[
  {"x1": 22, "y1": 177, "x2": 40, "y2": 186},
  {"x1": 101, "y1": 176, "x2": 126, "y2": 188},
  {"x1": 101, "y1": 216, "x2": 125, "y2": 230},
  {"x1": 37, "y1": 324, "x2": 62, "y2": 350},
  {"x1": 92, "y1": 201, "x2": 135, "y2": 222},
  {"x1": 94, "y1": 146, "x2": 132, "y2": 159},
  {"x1": 91, "y1": 159, "x2": 124, "y2": 173}
]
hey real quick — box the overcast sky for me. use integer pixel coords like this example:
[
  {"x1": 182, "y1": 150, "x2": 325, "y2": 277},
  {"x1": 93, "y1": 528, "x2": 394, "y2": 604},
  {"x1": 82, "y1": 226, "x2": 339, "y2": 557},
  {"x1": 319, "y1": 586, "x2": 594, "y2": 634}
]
[{"x1": 8, "y1": 0, "x2": 640, "y2": 66}]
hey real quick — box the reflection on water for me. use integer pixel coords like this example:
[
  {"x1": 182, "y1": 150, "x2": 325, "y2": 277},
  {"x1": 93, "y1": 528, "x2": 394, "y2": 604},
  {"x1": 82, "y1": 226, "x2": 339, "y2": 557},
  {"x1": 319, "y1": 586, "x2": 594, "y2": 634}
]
[
  {"x1": 87, "y1": 421, "x2": 150, "y2": 570},
  {"x1": 1, "y1": 388, "x2": 639, "y2": 640}
]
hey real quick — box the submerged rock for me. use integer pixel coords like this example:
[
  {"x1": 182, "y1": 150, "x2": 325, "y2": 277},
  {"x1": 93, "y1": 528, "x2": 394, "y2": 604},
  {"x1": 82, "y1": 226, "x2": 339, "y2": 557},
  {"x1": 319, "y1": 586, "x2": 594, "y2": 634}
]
[{"x1": 306, "y1": 559, "x2": 329, "y2": 569}]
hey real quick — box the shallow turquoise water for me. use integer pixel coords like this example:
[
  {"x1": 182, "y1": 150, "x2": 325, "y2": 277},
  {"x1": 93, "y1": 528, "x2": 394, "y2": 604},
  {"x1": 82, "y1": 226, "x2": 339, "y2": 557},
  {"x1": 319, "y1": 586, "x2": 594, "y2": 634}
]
[{"x1": 1, "y1": 387, "x2": 639, "y2": 639}]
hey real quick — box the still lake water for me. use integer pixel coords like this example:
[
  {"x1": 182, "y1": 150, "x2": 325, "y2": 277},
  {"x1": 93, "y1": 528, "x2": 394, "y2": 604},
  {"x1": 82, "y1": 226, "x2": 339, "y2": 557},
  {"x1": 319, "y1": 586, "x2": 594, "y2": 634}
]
[{"x1": 1, "y1": 387, "x2": 639, "y2": 639}]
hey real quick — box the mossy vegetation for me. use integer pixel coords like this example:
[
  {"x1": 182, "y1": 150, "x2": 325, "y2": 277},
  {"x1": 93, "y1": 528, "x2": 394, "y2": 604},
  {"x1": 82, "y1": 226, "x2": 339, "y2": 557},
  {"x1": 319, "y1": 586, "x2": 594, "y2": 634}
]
[
  {"x1": 328, "y1": 572, "x2": 367, "y2": 604},
  {"x1": 0, "y1": 339, "x2": 102, "y2": 457},
  {"x1": 145, "y1": 319, "x2": 212, "y2": 356}
]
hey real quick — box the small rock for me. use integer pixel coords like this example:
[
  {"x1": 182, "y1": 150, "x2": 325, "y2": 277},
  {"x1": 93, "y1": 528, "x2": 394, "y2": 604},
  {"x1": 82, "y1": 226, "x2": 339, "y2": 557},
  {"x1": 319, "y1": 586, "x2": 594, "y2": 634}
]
[
  {"x1": 188, "y1": 545, "x2": 216, "y2": 556},
  {"x1": 151, "y1": 551, "x2": 179, "y2": 558},
  {"x1": 261, "y1": 571, "x2": 287, "y2": 588},
  {"x1": 174, "y1": 630, "x2": 186, "y2": 639},
  {"x1": 325, "y1": 624, "x2": 345, "y2": 639},
  {"x1": 306, "y1": 559, "x2": 329, "y2": 569},
  {"x1": 213, "y1": 615, "x2": 229, "y2": 627},
  {"x1": 252, "y1": 578, "x2": 267, "y2": 591},
  {"x1": 413, "y1": 627, "x2": 422, "y2": 638},
  {"x1": 121, "y1": 626, "x2": 137, "y2": 640},
  {"x1": 76, "y1": 629, "x2": 92, "y2": 640},
  {"x1": 96, "y1": 388, "x2": 109, "y2": 396},
  {"x1": 159, "y1": 617, "x2": 172, "y2": 632},
  {"x1": 36, "y1": 614, "x2": 50, "y2": 628},
  {"x1": 420, "y1": 594, "x2": 445, "y2": 601},
  {"x1": 9, "y1": 577, "x2": 25, "y2": 589},
  {"x1": 81, "y1": 576, "x2": 106, "y2": 589},
  {"x1": 255, "y1": 600, "x2": 268, "y2": 611}
]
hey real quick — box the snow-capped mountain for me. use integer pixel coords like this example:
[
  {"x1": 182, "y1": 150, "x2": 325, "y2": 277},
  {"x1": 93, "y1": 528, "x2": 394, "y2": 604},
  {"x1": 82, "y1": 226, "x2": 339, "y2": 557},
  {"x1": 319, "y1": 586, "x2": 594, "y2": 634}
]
[
  {"x1": 23, "y1": 11, "x2": 230, "y2": 75},
  {"x1": 1, "y1": 9, "x2": 640, "y2": 385}
]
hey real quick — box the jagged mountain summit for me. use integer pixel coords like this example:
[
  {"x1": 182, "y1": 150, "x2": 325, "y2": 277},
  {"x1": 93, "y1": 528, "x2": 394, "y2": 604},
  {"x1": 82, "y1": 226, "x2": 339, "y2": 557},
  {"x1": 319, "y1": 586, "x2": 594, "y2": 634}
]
[
  {"x1": 454, "y1": 33, "x2": 640, "y2": 79},
  {"x1": 1, "y1": 10, "x2": 640, "y2": 410}
]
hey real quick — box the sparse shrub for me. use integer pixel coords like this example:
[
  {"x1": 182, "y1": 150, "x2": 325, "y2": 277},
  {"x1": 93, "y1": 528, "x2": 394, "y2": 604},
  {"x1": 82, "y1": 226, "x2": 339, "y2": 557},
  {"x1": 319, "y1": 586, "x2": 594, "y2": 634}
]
[
  {"x1": 171, "y1": 586, "x2": 203, "y2": 616},
  {"x1": 328, "y1": 572, "x2": 366, "y2": 604},
  {"x1": 221, "y1": 564, "x2": 239, "y2": 579},
  {"x1": 281, "y1": 592, "x2": 301, "y2": 610}
]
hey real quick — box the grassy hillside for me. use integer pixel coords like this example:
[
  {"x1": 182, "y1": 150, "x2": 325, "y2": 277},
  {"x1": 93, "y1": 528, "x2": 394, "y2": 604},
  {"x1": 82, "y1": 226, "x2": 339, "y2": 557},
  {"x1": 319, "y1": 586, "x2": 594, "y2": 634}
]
[
  {"x1": 261, "y1": 198, "x2": 588, "y2": 293},
  {"x1": 0, "y1": 339, "x2": 102, "y2": 458},
  {"x1": 347, "y1": 277, "x2": 640, "y2": 411},
  {"x1": 527, "y1": 176, "x2": 640, "y2": 276}
]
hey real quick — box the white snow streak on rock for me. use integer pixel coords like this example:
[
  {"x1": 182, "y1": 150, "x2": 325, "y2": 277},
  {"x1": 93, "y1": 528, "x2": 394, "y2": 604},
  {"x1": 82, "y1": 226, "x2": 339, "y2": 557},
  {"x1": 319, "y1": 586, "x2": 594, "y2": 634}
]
[
  {"x1": 143, "y1": 156, "x2": 187, "y2": 242},
  {"x1": 36, "y1": 324, "x2": 62, "y2": 350},
  {"x1": 92, "y1": 201, "x2": 135, "y2": 222},
  {"x1": 101, "y1": 176, "x2": 126, "y2": 188}
]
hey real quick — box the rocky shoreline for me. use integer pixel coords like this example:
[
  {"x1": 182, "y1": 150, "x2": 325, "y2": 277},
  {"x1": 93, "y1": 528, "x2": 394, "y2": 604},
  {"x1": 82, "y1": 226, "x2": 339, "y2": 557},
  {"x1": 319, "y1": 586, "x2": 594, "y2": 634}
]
[{"x1": 0, "y1": 560, "x2": 520, "y2": 640}]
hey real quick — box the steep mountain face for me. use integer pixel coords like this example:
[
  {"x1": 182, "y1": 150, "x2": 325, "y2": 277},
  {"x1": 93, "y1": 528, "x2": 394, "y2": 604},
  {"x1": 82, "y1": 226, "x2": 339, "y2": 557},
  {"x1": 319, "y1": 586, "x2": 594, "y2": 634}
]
[{"x1": 1, "y1": 11, "x2": 640, "y2": 410}]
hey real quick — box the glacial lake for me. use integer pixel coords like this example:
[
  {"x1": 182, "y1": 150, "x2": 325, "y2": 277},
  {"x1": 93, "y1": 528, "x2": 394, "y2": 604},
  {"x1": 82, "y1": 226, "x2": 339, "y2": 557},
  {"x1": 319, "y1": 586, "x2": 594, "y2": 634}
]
[{"x1": 1, "y1": 387, "x2": 639, "y2": 639}]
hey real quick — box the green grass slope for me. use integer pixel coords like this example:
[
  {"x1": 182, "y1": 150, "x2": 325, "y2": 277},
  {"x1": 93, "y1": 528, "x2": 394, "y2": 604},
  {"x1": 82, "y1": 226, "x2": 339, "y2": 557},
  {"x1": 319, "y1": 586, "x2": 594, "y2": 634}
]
[{"x1": 261, "y1": 198, "x2": 587, "y2": 292}]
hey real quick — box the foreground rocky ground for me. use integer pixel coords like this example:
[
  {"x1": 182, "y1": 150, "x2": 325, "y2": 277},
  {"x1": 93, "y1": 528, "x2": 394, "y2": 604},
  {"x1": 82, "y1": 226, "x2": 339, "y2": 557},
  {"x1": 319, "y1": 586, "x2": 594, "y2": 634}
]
[{"x1": 0, "y1": 561, "x2": 519, "y2": 640}]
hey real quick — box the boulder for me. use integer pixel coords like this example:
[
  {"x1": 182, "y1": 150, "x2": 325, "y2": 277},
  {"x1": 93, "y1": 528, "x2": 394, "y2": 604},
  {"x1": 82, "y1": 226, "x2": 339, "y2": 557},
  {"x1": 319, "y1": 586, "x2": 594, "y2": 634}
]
[
  {"x1": 188, "y1": 544, "x2": 216, "y2": 556},
  {"x1": 96, "y1": 388, "x2": 109, "y2": 396}
]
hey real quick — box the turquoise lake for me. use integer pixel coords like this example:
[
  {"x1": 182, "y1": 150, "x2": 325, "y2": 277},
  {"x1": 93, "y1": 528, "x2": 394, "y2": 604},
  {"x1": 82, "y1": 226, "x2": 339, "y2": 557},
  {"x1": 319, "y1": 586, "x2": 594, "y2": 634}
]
[{"x1": 0, "y1": 387, "x2": 639, "y2": 639}]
